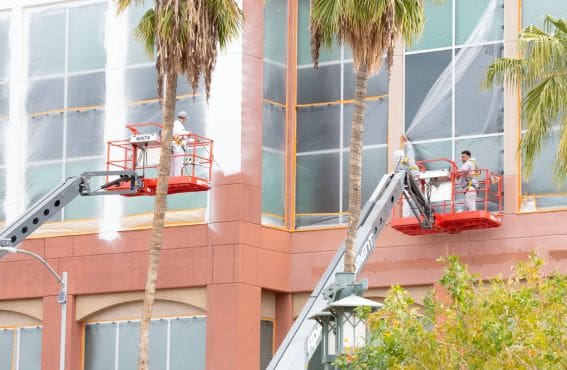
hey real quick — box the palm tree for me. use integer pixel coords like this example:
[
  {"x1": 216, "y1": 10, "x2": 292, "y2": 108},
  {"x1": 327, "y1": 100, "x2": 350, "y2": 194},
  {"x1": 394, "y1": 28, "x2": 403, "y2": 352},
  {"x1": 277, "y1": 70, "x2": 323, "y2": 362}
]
[
  {"x1": 486, "y1": 15, "x2": 567, "y2": 180},
  {"x1": 113, "y1": 1, "x2": 242, "y2": 369},
  {"x1": 309, "y1": 0, "x2": 425, "y2": 272}
]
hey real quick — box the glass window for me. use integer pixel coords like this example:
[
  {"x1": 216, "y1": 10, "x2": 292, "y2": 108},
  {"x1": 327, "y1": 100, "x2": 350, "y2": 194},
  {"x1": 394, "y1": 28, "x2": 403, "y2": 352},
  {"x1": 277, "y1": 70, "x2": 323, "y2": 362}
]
[
  {"x1": 456, "y1": 0, "x2": 503, "y2": 45},
  {"x1": 264, "y1": 62, "x2": 286, "y2": 104},
  {"x1": 0, "y1": 329, "x2": 14, "y2": 370},
  {"x1": 67, "y1": 72, "x2": 106, "y2": 108},
  {"x1": 65, "y1": 110, "x2": 106, "y2": 158},
  {"x1": 343, "y1": 62, "x2": 388, "y2": 100},
  {"x1": 297, "y1": 105, "x2": 340, "y2": 152},
  {"x1": 0, "y1": 83, "x2": 9, "y2": 117},
  {"x1": 264, "y1": 0, "x2": 287, "y2": 64},
  {"x1": 522, "y1": 0, "x2": 567, "y2": 27},
  {"x1": 297, "y1": 64, "x2": 341, "y2": 104},
  {"x1": 26, "y1": 77, "x2": 65, "y2": 114},
  {"x1": 455, "y1": 136, "x2": 503, "y2": 175},
  {"x1": 0, "y1": 327, "x2": 42, "y2": 370},
  {"x1": 409, "y1": 1, "x2": 452, "y2": 51},
  {"x1": 127, "y1": 1, "x2": 155, "y2": 65},
  {"x1": 262, "y1": 150, "x2": 285, "y2": 222},
  {"x1": 27, "y1": 113, "x2": 64, "y2": 162},
  {"x1": 260, "y1": 320, "x2": 274, "y2": 369},
  {"x1": 125, "y1": 65, "x2": 159, "y2": 103},
  {"x1": 68, "y1": 3, "x2": 107, "y2": 72},
  {"x1": 455, "y1": 45, "x2": 504, "y2": 137},
  {"x1": 117, "y1": 321, "x2": 139, "y2": 369},
  {"x1": 342, "y1": 146, "x2": 388, "y2": 210},
  {"x1": 84, "y1": 323, "x2": 116, "y2": 370},
  {"x1": 170, "y1": 317, "x2": 207, "y2": 370},
  {"x1": 522, "y1": 133, "x2": 567, "y2": 196},
  {"x1": 296, "y1": 152, "x2": 341, "y2": 214},
  {"x1": 28, "y1": 9, "x2": 66, "y2": 77},
  {"x1": 297, "y1": 0, "x2": 340, "y2": 66},
  {"x1": 405, "y1": 50, "x2": 452, "y2": 140},
  {"x1": 0, "y1": 16, "x2": 9, "y2": 81},
  {"x1": 413, "y1": 141, "x2": 453, "y2": 170},
  {"x1": 263, "y1": 104, "x2": 286, "y2": 151},
  {"x1": 19, "y1": 327, "x2": 42, "y2": 370},
  {"x1": 342, "y1": 98, "x2": 388, "y2": 147}
]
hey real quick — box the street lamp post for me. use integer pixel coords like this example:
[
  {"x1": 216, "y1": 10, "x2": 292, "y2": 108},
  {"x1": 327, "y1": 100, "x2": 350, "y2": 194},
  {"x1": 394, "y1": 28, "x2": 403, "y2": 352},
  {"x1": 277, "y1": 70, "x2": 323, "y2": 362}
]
[
  {"x1": 0, "y1": 244, "x2": 68, "y2": 370},
  {"x1": 310, "y1": 272, "x2": 383, "y2": 369}
]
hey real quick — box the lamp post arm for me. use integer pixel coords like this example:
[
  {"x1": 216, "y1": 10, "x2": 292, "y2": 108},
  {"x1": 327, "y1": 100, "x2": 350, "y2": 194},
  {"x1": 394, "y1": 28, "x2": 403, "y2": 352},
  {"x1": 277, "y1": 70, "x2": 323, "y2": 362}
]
[{"x1": 0, "y1": 247, "x2": 64, "y2": 287}]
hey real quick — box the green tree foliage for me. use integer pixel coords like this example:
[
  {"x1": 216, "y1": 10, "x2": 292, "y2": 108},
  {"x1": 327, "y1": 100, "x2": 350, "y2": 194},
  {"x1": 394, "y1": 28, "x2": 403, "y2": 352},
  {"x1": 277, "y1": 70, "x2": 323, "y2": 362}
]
[
  {"x1": 486, "y1": 16, "x2": 567, "y2": 181},
  {"x1": 336, "y1": 253, "x2": 567, "y2": 369}
]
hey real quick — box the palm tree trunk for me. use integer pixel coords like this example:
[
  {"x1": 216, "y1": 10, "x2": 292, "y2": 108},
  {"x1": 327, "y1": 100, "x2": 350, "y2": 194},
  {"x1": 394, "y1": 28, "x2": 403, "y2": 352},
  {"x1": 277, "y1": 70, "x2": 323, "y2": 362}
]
[
  {"x1": 138, "y1": 71, "x2": 178, "y2": 370},
  {"x1": 344, "y1": 64, "x2": 369, "y2": 273}
]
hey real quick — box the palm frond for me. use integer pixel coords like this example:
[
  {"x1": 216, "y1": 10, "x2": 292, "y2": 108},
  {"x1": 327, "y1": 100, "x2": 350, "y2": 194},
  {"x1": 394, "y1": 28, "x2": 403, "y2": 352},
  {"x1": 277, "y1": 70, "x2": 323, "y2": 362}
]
[
  {"x1": 487, "y1": 17, "x2": 567, "y2": 181},
  {"x1": 134, "y1": 8, "x2": 156, "y2": 59},
  {"x1": 114, "y1": 0, "x2": 146, "y2": 15},
  {"x1": 554, "y1": 116, "x2": 567, "y2": 181}
]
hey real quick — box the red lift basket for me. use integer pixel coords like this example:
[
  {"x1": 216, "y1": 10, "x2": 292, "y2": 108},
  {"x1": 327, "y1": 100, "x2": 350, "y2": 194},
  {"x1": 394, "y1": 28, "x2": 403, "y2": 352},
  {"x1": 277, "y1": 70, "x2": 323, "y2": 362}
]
[
  {"x1": 391, "y1": 158, "x2": 503, "y2": 235},
  {"x1": 105, "y1": 123, "x2": 214, "y2": 196}
]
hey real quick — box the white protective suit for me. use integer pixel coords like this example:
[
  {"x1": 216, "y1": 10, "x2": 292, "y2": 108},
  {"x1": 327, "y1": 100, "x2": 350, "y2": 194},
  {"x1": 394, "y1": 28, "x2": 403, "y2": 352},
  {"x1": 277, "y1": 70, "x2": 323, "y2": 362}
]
[{"x1": 170, "y1": 119, "x2": 189, "y2": 176}]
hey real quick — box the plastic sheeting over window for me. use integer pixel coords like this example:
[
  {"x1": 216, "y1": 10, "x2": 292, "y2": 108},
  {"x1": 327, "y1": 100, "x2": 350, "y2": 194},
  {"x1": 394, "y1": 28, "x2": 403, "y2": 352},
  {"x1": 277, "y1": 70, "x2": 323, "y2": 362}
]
[
  {"x1": 519, "y1": 1, "x2": 567, "y2": 212},
  {"x1": 84, "y1": 317, "x2": 206, "y2": 370},
  {"x1": 262, "y1": 0, "x2": 287, "y2": 227},
  {"x1": 0, "y1": 327, "x2": 42, "y2": 370},
  {"x1": 0, "y1": 1, "x2": 210, "y2": 235},
  {"x1": 294, "y1": 0, "x2": 389, "y2": 229},
  {"x1": 405, "y1": 0, "x2": 504, "y2": 180}
]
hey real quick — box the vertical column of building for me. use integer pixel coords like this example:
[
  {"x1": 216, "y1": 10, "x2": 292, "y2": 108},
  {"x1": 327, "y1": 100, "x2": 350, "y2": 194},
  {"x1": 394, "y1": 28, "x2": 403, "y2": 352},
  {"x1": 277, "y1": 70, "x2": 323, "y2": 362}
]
[
  {"x1": 387, "y1": 41, "x2": 406, "y2": 171},
  {"x1": 502, "y1": 0, "x2": 520, "y2": 213},
  {"x1": 205, "y1": 0, "x2": 264, "y2": 368}
]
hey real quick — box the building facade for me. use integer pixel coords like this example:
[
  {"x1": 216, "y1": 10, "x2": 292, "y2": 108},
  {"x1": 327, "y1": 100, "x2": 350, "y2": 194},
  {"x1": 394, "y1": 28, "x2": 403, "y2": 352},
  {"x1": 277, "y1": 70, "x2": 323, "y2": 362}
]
[{"x1": 0, "y1": 0, "x2": 565, "y2": 369}]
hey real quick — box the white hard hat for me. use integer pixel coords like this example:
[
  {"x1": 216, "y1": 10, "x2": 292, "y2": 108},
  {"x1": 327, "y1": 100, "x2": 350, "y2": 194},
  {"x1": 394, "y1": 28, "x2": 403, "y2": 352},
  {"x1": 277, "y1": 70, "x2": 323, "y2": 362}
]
[
  {"x1": 393, "y1": 150, "x2": 405, "y2": 162},
  {"x1": 177, "y1": 111, "x2": 188, "y2": 119}
]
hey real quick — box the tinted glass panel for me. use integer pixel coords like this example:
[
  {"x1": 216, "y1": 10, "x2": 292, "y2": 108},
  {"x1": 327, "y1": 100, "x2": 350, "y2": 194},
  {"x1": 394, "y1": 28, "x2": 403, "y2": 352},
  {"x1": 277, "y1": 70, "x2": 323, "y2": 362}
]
[
  {"x1": 264, "y1": 62, "x2": 286, "y2": 104},
  {"x1": 297, "y1": 64, "x2": 341, "y2": 104},
  {"x1": 263, "y1": 104, "x2": 286, "y2": 151},
  {"x1": 343, "y1": 98, "x2": 388, "y2": 147},
  {"x1": 409, "y1": 1, "x2": 452, "y2": 51},
  {"x1": 297, "y1": 105, "x2": 340, "y2": 152},
  {"x1": 456, "y1": 0, "x2": 503, "y2": 45},
  {"x1": 0, "y1": 330, "x2": 13, "y2": 370},
  {"x1": 264, "y1": 0, "x2": 287, "y2": 63},
  {"x1": 523, "y1": 0, "x2": 567, "y2": 27},
  {"x1": 342, "y1": 146, "x2": 387, "y2": 209},
  {"x1": 125, "y1": 65, "x2": 158, "y2": 102},
  {"x1": 297, "y1": 0, "x2": 340, "y2": 65},
  {"x1": 296, "y1": 152, "x2": 340, "y2": 214},
  {"x1": 260, "y1": 320, "x2": 274, "y2": 370},
  {"x1": 343, "y1": 62, "x2": 388, "y2": 100}
]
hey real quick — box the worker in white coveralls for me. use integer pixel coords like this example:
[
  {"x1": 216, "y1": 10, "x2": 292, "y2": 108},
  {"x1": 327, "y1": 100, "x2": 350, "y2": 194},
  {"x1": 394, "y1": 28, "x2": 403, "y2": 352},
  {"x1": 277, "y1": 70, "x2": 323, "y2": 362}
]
[
  {"x1": 394, "y1": 135, "x2": 420, "y2": 217},
  {"x1": 170, "y1": 111, "x2": 190, "y2": 176},
  {"x1": 457, "y1": 150, "x2": 479, "y2": 211}
]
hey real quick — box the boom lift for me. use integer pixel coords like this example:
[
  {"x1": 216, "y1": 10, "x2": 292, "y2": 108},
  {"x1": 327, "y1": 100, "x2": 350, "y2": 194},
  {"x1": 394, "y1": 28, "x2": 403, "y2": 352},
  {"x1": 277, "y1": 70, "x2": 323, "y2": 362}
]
[
  {"x1": 268, "y1": 160, "x2": 502, "y2": 369},
  {"x1": 0, "y1": 123, "x2": 214, "y2": 257}
]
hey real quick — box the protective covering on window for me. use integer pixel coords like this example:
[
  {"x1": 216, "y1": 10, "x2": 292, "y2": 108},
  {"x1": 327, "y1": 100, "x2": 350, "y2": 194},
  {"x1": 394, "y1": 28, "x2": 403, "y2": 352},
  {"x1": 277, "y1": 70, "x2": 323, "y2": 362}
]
[
  {"x1": 0, "y1": 1, "x2": 210, "y2": 236},
  {"x1": 262, "y1": 0, "x2": 287, "y2": 227},
  {"x1": 519, "y1": 1, "x2": 567, "y2": 211},
  {"x1": 405, "y1": 0, "x2": 504, "y2": 181},
  {"x1": 294, "y1": 0, "x2": 389, "y2": 229},
  {"x1": 406, "y1": 0, "x2": 503, "y2": 142},
  {"x1": 0, "y1": 327, "x2": 42, "y2": 370},
  {"x1": 84, "y1": 317, "x2": 206, "y2": 370}
]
